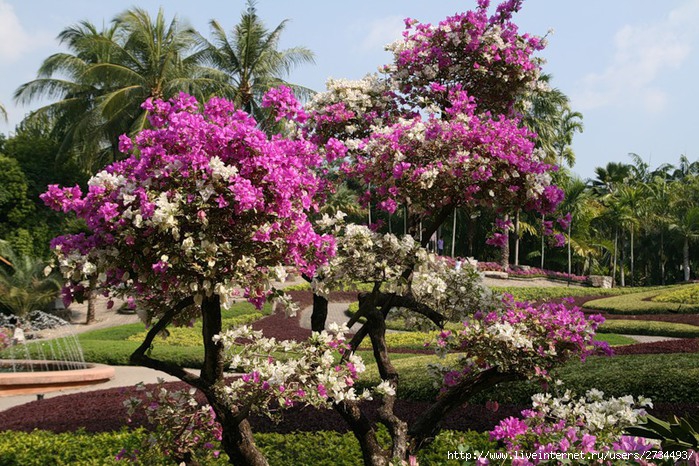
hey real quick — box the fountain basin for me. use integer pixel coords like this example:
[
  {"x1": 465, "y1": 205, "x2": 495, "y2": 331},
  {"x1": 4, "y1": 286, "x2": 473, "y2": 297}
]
[{"x1": 0, "y1": 360, "x2": 115, "y2": 396}]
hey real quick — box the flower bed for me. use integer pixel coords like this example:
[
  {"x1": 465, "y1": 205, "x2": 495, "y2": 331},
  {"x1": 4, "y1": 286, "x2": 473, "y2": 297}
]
[{"x1": 477, "y1": 262, "x2": 589, "y2": 283}]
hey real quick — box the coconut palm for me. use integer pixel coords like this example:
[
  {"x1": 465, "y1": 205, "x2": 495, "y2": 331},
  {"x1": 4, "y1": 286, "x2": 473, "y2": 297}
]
[
  {"x1": 15, "y1": 8, "x2": 226, "y2": 172},
  {"x1": 0, "y1": 241, "x2": 62, "y2": 317},
  {"x1": 203, "y1": 0, "x2": 315, "y2": 125}
]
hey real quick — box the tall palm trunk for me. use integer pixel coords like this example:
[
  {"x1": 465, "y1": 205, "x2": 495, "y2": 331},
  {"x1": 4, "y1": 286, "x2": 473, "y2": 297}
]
[
  {"x1": 620, "y1": 232, "x2": 626, "y2": 287},
  {"x1": 684, "y1": 237, "x2": 691, "y2": 282},
  {"x1": 567, "y1": 222, "x2": 572, "y2": 275},
  {"x1": 612, "y1": 229, "x2": 618, "y2": 287},
  {"x1": 629, "y1": 228, "x2": 634, "y2": 287},
  {"x1": 540, "y1": 214, "x2": 545, "y2": 269},
  {"x1": 514, "y1": 210, "x2": 520, "y2": 266},
  {"x1": 660, "y1": 230, "x2": 666, "y2": 285},
  {"x1": 86, "y1": 276, "x2": 98, "y2": 324},
  {"x1": 499, "y1": 214, "x2": 510, "y2": 269},
  {"x1": 451, "y1": 208, "x2": 457, "y2": 257}
]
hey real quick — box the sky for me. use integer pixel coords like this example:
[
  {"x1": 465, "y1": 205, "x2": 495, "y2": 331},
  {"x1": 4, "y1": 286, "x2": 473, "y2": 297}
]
[{"x1": 1, "y1": 0, "x2": 698, "y2": 180}]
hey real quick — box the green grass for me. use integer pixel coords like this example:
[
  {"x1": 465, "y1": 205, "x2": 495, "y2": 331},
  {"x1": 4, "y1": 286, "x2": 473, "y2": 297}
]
[
  {"x1": 598, "y1": 319, "x2": 699, "y2": 338},
  {"x1": 583, "y1": 290, "x2": 699, "y2": 314},
  {"x1": 593, "y1": 333, "x2": 636, "y2": 346}
]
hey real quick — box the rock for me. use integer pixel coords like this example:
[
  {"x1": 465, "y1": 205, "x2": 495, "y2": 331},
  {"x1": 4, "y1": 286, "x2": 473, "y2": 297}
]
[
  {"x1": 588, "y1": 275, "x2": 613, "y2": 288},
  {"x1": 483, "y1": 271, "x2": 509, "y2": 279}
]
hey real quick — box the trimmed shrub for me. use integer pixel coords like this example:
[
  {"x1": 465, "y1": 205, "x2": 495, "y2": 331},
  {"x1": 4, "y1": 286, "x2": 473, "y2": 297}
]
[
  {"x1": 583, "y1": 290, "x2": 699, "y2": 314},
  {"x1": 598, "y1": 319, "x2": 699, "y2": 338},
  {"x1": 0, "y1": 428, "x2": 494, "y2": 465},
  {"x1": 652, "y1": 284, "x2": 699, "y2": 305}
]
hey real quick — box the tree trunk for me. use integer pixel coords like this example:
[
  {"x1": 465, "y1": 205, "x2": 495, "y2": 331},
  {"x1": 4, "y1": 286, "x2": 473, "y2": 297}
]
[
  {"x1": 85, "y1": 276, "x2": 98, "y2": 325},
  {"x1": 612, "y1": 229, "x2": 618, "y2": 287},
  {"x1": 451, "y1": 208, "x2": 457, "y2": 258},
  {"x1": 540, "y1": 214, "x2": 545, "y2": 269},
  {"x1": 567, "y1": 222, "x2": 572, "y2": 276},
  {"x1": 499, "y1": 216, "x2": 510, "y2": 270},
  {"x1": 660, "y1": 229, "x2": 666, "y2": 285},
  {"x1": 514, "y1": 210, "x2": 520, "y2": 266},
  {"x1": 311, "y1": 293, "x2": 329, "y2": 332},
  {"x1": 630, "y1": 228, "x2": 634, "y2": 287},
  {"x1": 201, "y1": 296, "x2": 268, "y2": 466},
  {"x1": 684, "y1": 237, "x2": 691, "y2": 282},
  {"x1": 620, "y1": 232, "x2": 626, "y2": 287}
]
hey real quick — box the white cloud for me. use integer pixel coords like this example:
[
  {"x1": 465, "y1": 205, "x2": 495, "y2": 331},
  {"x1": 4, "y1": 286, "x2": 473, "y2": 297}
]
[
  {"x1": 574, "y1": 0, "x2": 699, "y2": 113},
  {"x1": 358, "y1": 15, "x2": 405, "y2": 52},
  {"x1": 0, "y1": 0, "x2": 52, "y2": 61}
]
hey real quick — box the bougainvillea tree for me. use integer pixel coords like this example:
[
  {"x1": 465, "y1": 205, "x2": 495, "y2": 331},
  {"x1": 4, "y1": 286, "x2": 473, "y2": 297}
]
[
  {"x1": 42, "y1": 93, "x2": 337, "y2": 465},
  {"x1": 299, "y1": 0, "x2": 605, "y2": 464}
]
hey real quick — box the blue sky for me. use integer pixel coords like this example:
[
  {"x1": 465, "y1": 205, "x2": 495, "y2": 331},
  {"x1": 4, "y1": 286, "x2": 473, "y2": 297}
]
[{"x1": 1, "y1": 0, "x2": 698, "y2": 180}]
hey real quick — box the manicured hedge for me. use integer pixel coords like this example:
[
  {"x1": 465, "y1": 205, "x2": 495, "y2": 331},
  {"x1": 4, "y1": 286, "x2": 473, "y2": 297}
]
[
  {"x1": 652, "y1": 284, "x2": 699, "y2": 305},
  {"x1": 598, "y1": 319, "x2": 699, "y2": 338},
  {"x1": 0, "y1": 428, "x2": 495, "y2": 466},
  {"x1": 357, "y1": 353, "x2": 699, "y2": 404},
  {"x1": 583, "y1": 290, "x2": 699, "y2": 314}
]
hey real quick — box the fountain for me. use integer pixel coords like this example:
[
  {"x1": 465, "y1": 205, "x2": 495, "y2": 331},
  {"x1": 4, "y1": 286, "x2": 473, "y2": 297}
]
[{"x1": 0, "y1": 312, "x2": 115, "y2": 397}]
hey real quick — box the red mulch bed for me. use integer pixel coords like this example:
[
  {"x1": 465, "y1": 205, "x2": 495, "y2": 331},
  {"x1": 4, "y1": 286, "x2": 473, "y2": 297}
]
[
  {"x1": 0, "y1": 380, "x2": 694, "y2": 435},
  {"x1": 2, "y1": 290, "x2": 698, "y2": 435}
]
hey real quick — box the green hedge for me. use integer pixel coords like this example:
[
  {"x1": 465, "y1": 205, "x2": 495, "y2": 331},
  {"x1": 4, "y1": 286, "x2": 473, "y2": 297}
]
[
  {"x1": 583, "y1": 290, "x2": 699, "y2": 314},
  {"x1": 598, "y1": 319, "x2": 699, "y2": 338},
  {"x1": 0, "y1": 428, "x2": 495, "y2": 466},
  {"x1": 652, "y1": 284, "x2": 699, "y2": 305},
  {"x1": 357, "y1": 353, "x2": 699, "y2": 404}
]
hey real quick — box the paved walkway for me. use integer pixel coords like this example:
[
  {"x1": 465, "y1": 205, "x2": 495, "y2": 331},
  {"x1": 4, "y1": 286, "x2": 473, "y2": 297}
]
[{"x1": 0, "y1": 366, "x2": 191, "y2": 412}]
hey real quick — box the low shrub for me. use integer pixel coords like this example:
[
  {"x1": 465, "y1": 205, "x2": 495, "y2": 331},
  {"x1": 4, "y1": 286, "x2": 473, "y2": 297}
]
[
  {"x1": 358, "y1": 353, "x2": 699, "y2": 404},
  {"x1": 652, "y1": 284, "x2": 699, "y2": 305},
  {"x1": 0, "y1": 428, "x2": 494, "y2": 465},
  {"x1": 583, "y1": 290, "x2": 699, "y2": 314},
  {"x1": 598, "y1": 319, "x2": 699, "y2": 338}
]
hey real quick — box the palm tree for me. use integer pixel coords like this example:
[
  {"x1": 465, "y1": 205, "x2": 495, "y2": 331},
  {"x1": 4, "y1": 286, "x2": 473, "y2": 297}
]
[
  {"x1": 521, "y1": 74, "x2": 583, "y2": 168},
  {"x1": 0, "y1": 102, "x2": 7, "y2": 122},
  {"x1": 204, "y1": 0, "x2": 315, "y2": 124},
  {"x1": 590, "y1": 162, "x2": 631, "y2": 196},
  {"x1": 0, "y1": 241, "x2": 62, "y2": 317},
  {"x1": 15, "y1": 8, "x2": 226, "y2": 172},
  {"x1": 616, "y1": 184, "x2": 645, "y2": 286},
  {"x1": 647, "y1": 175, "x2": 673, "y2": 284},
  {"x1": 670, "y1": 206, "x2": 699, "y2": 282},
  {"x1": 672, "y1": 154, "x2": 699, "y2": 180},
  {"x1": 559, "y1": 176, "x2": 592, "y2": 275}
]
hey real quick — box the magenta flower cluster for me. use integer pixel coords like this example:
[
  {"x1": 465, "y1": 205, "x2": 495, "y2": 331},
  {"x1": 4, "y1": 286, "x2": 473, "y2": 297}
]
[
  {"x1": 490, "y1": 390, "x2": 657, "y2": 465},
  {"x1": 432, "y1": 298, "x2": 610, "y2": 388},
  {"x1": 41, "y1": 92, "x2": 334, "y2": 316}
]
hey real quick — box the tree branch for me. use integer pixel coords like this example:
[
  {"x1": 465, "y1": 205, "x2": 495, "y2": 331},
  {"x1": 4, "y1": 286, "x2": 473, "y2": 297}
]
[
  {"x1": 129, "y1": 296, "x2": 206, "y2": 390},
  {"x1": 408, "y1": 367, "x2": 523, "y2": 454},
  {"x1": 375, "y1": 292, "x2": 446, "y2": 329}
]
